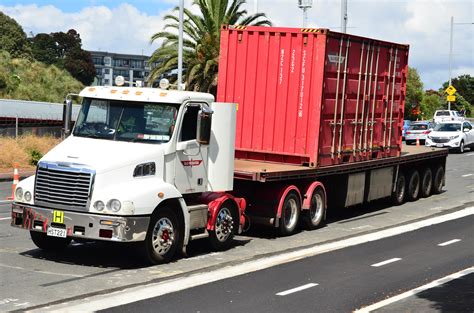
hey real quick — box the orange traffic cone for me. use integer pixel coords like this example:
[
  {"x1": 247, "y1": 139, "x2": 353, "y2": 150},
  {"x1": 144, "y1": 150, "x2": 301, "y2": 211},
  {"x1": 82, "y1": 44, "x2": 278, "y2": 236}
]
[
  {"x1": 7, "y1": 163, "x2": 19, "y2": 200},
  {"x1": 416, "y1": 138, "x2": 420, "y2": 147}
]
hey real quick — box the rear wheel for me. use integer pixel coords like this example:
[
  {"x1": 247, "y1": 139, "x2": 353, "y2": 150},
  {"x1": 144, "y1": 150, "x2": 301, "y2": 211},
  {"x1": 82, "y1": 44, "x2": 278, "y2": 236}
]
[
  {"x1": 279, "y1": 191, "x2": 301, "y2": 236},
  {"x1": 144, "y1": 207, "x2": 181, "y2": 264},
  {"x1": 407, "y1": 170, "x2": 420, "y2": 201},
  {"x1": 392, "y1": 172, "x2": 406, "y2": 205},
  {"x1": 303, "y1": 187, "x2": 326, "y2": 230},
  {"x1": 30, "y1": 231, "x2": 71, "y2": 250},
  {"x1": 420, "y1": 168, "x2": 433, "y2": 197},
  {"x1": 209, "y1": 204, "x2": 236, "y2": 251},
  {"x1": 432, "y1": 166, "x2": 445, "y2": 194}
]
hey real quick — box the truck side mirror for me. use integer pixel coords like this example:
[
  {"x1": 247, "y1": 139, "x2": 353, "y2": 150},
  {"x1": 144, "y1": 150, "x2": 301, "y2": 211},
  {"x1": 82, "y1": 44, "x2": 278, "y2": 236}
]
[
  {"x1": 197, "y1": 110, "x2": 212, "y2": 145},
  {"x1": 63, "y1": 99, "x2": 73, "y2": 136}
]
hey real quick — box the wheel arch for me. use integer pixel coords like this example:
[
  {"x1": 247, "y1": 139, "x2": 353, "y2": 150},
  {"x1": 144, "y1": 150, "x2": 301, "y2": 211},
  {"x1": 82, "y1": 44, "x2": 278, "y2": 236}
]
[
  {"x1": 302, "y1": 181, "x2": 327, "y2": 211},
  {"x1": 152, "y1": 197, "x2": 188, "y2": 250},
  {"x1": 276, "y1": 185, "x2": 302, "y2": 219}
]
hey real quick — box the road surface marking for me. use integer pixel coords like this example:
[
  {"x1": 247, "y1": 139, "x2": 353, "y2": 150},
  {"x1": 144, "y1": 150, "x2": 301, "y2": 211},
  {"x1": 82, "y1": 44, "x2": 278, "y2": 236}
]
[
  {"x1": 0, "y1": 200, "x2": 12, "y2": 205},
  {"x1": 461, "y1": 173, "x2": 473, "y2": 177},
  {"x1": 276, "y1": 283, "x2": 318, "y2": 296},
  {"x1": 0, "y1": 263, "x2": 83, "y2": 278},
  {"x1": 32, "y1": 206, "x2": 474, "y2": 313},
  {"x1": 351, "y1": 225, "x2": 372, "y2": 230},
  {"x1": 438, "y1": 239, "x2": 461, "y2": 246},
  {"x1": 0, "y1": 216, "x2": 10, "y2": 221},
  {"x1": 371, "y1": 258, "x2": 402, "y2": 267},
  {"x1": 354, "y1": 267, "x2": 474, "y2": 312},
  {"x1": 466, "y1": 153, "x2": 474, "y2": 156}
]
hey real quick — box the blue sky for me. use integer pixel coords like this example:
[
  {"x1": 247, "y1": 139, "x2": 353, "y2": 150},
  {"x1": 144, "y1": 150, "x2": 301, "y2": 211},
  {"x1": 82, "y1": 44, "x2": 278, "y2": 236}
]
[{"x1": 0, "y1": 0, "x2": 472, "y2": 90}]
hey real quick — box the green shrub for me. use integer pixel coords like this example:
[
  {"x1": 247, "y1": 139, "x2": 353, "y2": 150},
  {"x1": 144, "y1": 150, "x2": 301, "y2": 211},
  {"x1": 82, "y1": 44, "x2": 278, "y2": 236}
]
[{"x1": 28, "y1": 149, "x2": 43, "y2": 166}]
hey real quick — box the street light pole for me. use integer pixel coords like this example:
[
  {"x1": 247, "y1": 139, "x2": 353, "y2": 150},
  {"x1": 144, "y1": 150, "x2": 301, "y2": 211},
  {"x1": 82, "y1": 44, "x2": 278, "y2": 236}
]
[
  {"x1": 341, "y1": 0, "x2": 347, "y2": 33},
  {"x1": 298, "y1": 0, "x2": 313, "y2": 28},
  {"x1": 178, "y1": 0, "x2": 184, "y2": 91},
  {"x1": 448, "y1": 16, "x2": 453, "y2": 110}
]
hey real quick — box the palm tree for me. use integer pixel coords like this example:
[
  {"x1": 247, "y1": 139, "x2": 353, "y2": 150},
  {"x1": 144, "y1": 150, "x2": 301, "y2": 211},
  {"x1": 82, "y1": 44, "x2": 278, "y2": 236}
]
[{"x1": 148, "y1": 0, "x2": 271, "y2": 94}]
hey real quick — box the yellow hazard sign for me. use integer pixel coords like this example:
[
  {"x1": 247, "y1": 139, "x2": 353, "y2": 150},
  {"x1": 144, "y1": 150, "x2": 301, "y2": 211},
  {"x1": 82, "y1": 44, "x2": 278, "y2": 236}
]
[
  {"x1": 53, "y1": 210, "x2": 64, "y2": 224},
  {"x1": 445, "y1": 85, "x2": 457, "y2": 95},
  {"x1": 447, "y1": 95, "x2": 456, "y2": 102}
]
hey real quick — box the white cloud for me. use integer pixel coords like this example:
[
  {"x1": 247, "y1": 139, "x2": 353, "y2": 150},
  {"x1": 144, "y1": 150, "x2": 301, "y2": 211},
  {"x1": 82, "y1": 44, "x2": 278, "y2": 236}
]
[{"x1": 1, "y1": 0, "x2": 472, "y2": 89}]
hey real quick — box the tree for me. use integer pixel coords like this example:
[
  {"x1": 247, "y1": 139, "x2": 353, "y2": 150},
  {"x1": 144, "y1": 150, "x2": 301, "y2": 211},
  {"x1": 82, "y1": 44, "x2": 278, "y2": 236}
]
[
  {"x1": 149, "y1": 0, "x2": 272, "y2": 93},
  {"x1": 29, "y1": 29, "x2": 95, "y2": 85},
  {"x1": 405, "y1": 67, "x2": 424, "y2": 120},
  {"x1": 420, "y1": 90, "x2": 443, "y2": 121},
  {"x1": 441, "y1": 74, "x2": 473, "y2": 116},
  {"x1": 0, "y1": 12, "x2": 31, "y2": 58}
]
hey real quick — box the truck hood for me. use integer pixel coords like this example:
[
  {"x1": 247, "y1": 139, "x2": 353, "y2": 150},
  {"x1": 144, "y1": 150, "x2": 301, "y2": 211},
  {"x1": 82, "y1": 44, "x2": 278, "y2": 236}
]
[{"x1": 40, "y1": 136, "x2": 164, "y2": 173}]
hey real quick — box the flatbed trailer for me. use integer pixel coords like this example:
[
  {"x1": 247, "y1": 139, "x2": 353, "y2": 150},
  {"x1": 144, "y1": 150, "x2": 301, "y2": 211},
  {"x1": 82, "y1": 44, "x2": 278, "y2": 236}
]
[{"x1": 233, "y1": 146, "x2": 448, "y2": 233}]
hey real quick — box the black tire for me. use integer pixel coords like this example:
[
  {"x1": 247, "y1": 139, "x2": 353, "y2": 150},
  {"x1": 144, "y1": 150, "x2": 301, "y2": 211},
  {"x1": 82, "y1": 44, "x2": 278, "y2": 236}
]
[
  {"x1": 303, "y1": 187, "x2": 326, "y2": 230},
  {"x1": 144, "y1": 207, "x2": 181, "y2": 264},
  {"x1": 406, "y1": 140, "x2": 413, "y2": 145},
  {"x1": 458, "y1": 140, "x2": 465, "y2": 153},
  {"x1": 209, "y1": 203, "x2": 236, "y2": 251},
  {"x1": 30, "y1": 231, "x2": 71, "y2": 250},
  {"x1": 432, "y1": 166, "x2": 445, "y2": 194},
  {"x1": 406, "y1": 170, "x2": 421, "y2": 201},
  {"x1": 392, "y1": 172, "x2": 406, "y2": 205},
  {"x1": 420, "y1": 168, "x2": 433, "y2": 197},
  {"x1": 279, "y1": 191, "x2": 301, "y2": 236}
]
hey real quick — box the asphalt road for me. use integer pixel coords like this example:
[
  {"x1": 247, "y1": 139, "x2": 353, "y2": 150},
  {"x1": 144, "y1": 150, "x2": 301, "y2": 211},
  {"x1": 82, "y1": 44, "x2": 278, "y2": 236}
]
[
  {"x1": 0, "y1": 148, "x2": 473, "y2": 312},
  {"x1": 103, "y1": 214, "x2": 474, "y2": 313}
]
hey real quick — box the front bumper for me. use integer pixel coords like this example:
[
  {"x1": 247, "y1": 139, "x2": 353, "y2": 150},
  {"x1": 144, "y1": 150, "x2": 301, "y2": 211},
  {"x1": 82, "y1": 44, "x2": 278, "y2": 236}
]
[
  {"x1": 425, "y1": 138, "x2": 461, "y2": 148},
  {"x1": 11, "y1": 203, "x2": 150, "y2": 242}
]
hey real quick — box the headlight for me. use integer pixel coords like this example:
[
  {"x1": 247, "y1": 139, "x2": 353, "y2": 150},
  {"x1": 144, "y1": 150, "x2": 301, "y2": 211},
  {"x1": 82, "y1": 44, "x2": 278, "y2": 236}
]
[
  {"x1": 427, "y1": 135, "x2": 432, "y2": 139},
  {"x1": 449, "y1": 135, "x2": 459, "y2": 140},
  {"x1": 107, "y1": 199, "x2": 121, "y2": 212},
  {"x1": 24, "y1": 191, "x2": 32, "y2": 202},
  {"x1": 94, "y1": 200, "x2": 105, "y2": 211},
  {"x1": 15, "y1": 187, "x2": 23, "y2": 200}
]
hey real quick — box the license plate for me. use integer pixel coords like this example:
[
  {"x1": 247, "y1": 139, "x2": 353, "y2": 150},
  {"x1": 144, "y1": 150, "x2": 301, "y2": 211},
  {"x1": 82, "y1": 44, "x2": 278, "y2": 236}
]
[
  {"x1": 47, "y1": 226, "x2": 67, "y2": 238},
  {"x1": 436, "y1": 144, "x2": 444, "y2": 148}
]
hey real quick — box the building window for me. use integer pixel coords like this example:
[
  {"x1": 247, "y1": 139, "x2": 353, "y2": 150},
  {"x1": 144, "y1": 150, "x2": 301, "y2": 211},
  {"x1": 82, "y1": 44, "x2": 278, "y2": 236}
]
[
  {"x1": 104, "y1": 79, "x2": 110, "y2": 85},
  {"x1": 104, "y1": 68, "x2": 110, "y2": 74}
]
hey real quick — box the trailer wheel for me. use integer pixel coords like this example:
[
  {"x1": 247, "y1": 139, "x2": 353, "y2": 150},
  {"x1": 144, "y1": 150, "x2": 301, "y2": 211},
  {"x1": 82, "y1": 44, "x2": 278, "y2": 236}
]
[
  {"x1": 209, "y1": 204, "x2": 235, "y2": 251},
  {"x1": 407, "y1": 170, "x2": 420, "y2": 201},
  {"x1": 420, "y1": 168, "x2": 433, "y2": 197},
  {"x1": 432, "y1": 166, "x2": 445, "y2": 194},
  {"x1": 30, "y1": 231, "x2": 71, "y2": 250},
  {"x1": 279, "y1": 191, "x2": 301, "y2": 236},
  {"x1": 144, "y1": 207, "x2": 181, "y2": 264},
  {"x1": 392, "y1": 172, "x2": 406, "y2": 205},
  {"x1": 303, "y1": 187, "x2": 326, "y2": 230}
]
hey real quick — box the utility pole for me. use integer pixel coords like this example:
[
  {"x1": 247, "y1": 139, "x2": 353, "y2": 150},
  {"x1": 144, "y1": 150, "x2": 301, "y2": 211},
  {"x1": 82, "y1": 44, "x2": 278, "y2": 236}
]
[
  {"x1": 298, "y1": 0, "x2": 313, "y2": 28},
  {"x1": 448, "y1": 16, "x2": 453, "y2": 110},
  {"x1": 178, "y1": 0, "x2": 184, "y2": 91},
  {"x1": 341, "y1": 0, "x2": 348, "y2": 33}
]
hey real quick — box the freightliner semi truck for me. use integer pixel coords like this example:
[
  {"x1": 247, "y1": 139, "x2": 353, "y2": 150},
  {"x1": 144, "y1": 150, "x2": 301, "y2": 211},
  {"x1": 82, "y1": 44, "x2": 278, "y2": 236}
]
[{"x1": 11, "y1": 26, "x2": 448, "y2": 264}]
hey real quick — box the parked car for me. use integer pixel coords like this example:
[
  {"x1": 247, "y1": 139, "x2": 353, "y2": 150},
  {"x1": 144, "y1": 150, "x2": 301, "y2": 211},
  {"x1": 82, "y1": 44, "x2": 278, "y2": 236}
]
[
  {"x1": 433, "y1": 110, "x2": 464, "y2": 124},
  {"x1": 425, "y1": 121, "x2": 474, "y2": 153},
  {"x1": 402, "y1": 120, "x2": 411, "y2": 140},
  {"x1": 405, "y1": 121, "x2": 433, "y2": 145}
]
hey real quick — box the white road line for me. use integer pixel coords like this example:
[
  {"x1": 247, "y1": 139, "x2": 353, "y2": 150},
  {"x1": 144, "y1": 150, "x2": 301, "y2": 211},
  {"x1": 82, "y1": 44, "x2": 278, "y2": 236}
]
[
  {"x1": 354, "y1": 267, "x2": 474, "y2": 312},
  {"x1": 0, "y1": 200, "x2": 12, "y2": 205},
  {"x1": 0, "y1": 217, "x2": 11, "y2": 221},
  {"x1": 466, "y1": 153, "x2": 474, "y2": 156},
  {"x1": 438, "y1": 239, "x2": 461, "y2": 246},
  {"x1": 34, "y1": 206, "x2": 474, "y2": 313},
  {"x1": 371, "y1": 258, "x2": 402, "y2": 267},
  {"x1": 461, "y1": 173, "x2": 473, "y2": 177},
  {"x1": 276, "y1": 283, "x2": 318, "y2": 296}
]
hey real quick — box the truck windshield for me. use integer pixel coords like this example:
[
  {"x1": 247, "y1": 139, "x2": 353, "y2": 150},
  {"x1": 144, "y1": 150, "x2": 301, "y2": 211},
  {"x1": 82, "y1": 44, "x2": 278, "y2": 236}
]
[
  {"x1": 433, "y1": 123, "x2": 461, "y2": 132},
  {"x1": 73, "y1": 98, "x2": 178, "y2": 143}
]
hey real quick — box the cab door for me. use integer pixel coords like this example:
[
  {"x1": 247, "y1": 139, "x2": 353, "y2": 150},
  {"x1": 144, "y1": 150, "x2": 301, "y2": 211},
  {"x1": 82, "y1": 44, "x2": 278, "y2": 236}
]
[{"x1": 174, "y1": 104, "x2": 208, "y2": 194}]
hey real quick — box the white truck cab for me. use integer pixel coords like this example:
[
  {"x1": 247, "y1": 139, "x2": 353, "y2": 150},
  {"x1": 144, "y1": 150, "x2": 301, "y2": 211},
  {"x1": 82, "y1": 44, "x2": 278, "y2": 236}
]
[{"x1": 11, "y1": 85, "x2": 245, "y2": 264}]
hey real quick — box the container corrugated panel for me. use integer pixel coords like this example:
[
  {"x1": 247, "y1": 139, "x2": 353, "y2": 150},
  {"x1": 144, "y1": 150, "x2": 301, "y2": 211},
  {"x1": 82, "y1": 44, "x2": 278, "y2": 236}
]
[{"x1": 217, "y1": 25, "x2": 408, "y2": 168}]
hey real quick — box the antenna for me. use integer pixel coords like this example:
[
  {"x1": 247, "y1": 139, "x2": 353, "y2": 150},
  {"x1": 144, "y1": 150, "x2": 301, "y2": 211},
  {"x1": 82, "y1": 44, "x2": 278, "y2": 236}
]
[{"x1": 298, "y1": 0, "x2": 313, "y2": 27}]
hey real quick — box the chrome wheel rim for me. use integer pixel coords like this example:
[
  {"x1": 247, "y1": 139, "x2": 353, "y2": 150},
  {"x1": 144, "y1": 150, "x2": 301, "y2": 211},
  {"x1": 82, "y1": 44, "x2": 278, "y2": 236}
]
[
  {"x1": 284, "y1": 198, "x2": 298, "y2": 230},
  {"x1": 215, "y1": 207, "x2": 233, "y2": 242},
  {"x1": 310, "y1": 193, "x2": 324, "y2": 224},
  {"x1": 152, "y1": 217, "x2": 175, "y2": 256}
]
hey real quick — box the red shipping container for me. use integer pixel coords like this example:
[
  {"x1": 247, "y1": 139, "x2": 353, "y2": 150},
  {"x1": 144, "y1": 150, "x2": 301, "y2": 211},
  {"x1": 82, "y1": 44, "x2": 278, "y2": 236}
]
[{"x1": 217, "y1": 25, "x2": 409, "y2": 167}]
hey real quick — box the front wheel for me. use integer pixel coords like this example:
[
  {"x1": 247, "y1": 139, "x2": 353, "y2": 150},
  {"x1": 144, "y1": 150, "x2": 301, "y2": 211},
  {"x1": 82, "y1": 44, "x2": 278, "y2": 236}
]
[
  {"x1": 392, "y1": 172, "x2": 406, "y2": 205},
  {"x1": 144, "y1": 208, "x2": 181, "y2": 264},
  {"x1": 30, "y1": 231, "x2": 71, "y2": 250},
  {"x1": 303, "y1": 187, "x2": 326, "y2": 230},
  {"x1": 209, "y1": 204, "x2": 236, "y2": 251},
  {"x1": 279, "y1": 191, "x2": 301, "y2": 236},
  {"x1": 458, "y1": 140, "x2": 465, "y2": 153}
]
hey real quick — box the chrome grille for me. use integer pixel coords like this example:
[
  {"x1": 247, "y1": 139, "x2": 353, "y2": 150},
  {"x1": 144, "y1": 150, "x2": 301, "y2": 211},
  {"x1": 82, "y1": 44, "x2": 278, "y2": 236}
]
[
  {"x1": 431, "y1": 137, "x2": 450, "y2": 143},
  {"x1": 35, "y1": 162, "x2": 94, "y2": 211}
]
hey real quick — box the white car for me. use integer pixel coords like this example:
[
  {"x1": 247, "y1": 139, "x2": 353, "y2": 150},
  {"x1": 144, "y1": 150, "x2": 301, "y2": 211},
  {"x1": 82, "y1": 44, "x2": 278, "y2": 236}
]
[
  {"x1": 433, "y1": 110, "x2": 464, "y2": 124},
  {"x1": 425, "y1": 121, "x2": 474, "y2": 153}
]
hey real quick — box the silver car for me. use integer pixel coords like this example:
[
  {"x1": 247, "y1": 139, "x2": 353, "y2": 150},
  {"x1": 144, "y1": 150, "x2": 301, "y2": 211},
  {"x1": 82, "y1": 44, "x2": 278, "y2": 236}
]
[{"x1": 405, "y1": 121, "x2": 433, "y2": 145}]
